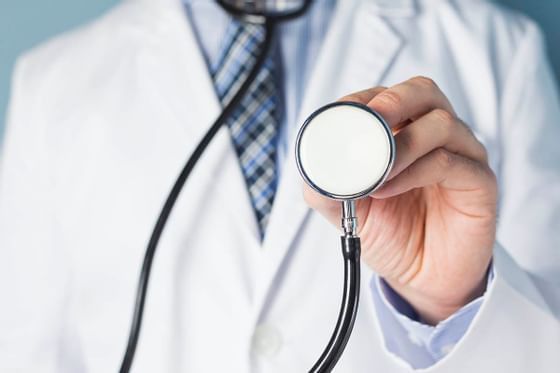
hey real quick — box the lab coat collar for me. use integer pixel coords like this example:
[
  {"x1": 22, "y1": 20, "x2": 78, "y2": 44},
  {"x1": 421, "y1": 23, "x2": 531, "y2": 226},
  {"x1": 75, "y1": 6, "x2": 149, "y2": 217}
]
[{"x1": 128, "y1": 0, "x2": 420, "y2": 17}]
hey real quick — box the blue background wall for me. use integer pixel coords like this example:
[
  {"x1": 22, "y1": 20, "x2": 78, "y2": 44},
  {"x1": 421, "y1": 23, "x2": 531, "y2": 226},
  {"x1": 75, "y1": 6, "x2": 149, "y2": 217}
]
[
  {"x1": 1, "y1": 0, "x2": 559, "y2": 133},
  {"x1": 0, "y1": 0, "x2": 116, "y2": 131}
]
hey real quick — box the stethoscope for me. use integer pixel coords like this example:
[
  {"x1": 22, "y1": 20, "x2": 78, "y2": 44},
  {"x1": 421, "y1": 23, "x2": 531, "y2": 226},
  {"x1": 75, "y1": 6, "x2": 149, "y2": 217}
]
[{"x1": 119, "y1": 1, "x2": 395, "y2": 372}]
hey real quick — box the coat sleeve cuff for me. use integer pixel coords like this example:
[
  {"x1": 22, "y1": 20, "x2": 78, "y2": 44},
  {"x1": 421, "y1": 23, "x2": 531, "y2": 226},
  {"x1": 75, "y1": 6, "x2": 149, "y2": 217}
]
[{"x1": 369, "y1": 264, "x2": 494, "y2": 368}]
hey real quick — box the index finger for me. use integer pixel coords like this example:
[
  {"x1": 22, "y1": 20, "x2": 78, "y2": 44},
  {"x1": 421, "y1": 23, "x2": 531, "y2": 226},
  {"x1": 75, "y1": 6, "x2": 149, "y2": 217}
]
[
  {"x1": 338, "y1": 86, "x2": 386, "y2": 105},
  {"x1": 368, "y1": 76, "x2": 456, "y2": 127}
]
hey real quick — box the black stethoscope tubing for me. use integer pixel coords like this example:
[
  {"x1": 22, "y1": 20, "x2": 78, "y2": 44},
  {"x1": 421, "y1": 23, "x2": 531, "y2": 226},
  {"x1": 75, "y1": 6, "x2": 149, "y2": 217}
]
[
  {"x1": 119, "y1": 6, "x2": 361, "y2": 372},
  {"x1": 118, "y1": 19, "x2": 276, "y2": 373}
]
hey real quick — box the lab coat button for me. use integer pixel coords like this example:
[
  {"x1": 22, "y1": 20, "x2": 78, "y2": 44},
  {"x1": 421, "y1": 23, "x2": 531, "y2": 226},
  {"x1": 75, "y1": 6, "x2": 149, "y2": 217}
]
[{"x1": 251, "y1": 324, "x2": 283, "y2": 358}]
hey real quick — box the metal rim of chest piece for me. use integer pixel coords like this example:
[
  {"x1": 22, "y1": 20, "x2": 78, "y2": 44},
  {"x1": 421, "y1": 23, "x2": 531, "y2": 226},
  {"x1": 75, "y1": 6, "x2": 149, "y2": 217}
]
[{"x1": 295, "y1": 101, "x2": 396, "y2": 202}]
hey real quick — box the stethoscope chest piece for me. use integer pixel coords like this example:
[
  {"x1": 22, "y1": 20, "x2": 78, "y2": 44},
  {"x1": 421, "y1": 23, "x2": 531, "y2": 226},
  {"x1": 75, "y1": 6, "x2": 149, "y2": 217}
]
[
  {"x1": 294, "y1": 101, "x2": 396, "y2": 372},
  {"x1": 295, "y1": 101, "x2": 395, "y2": 201}
]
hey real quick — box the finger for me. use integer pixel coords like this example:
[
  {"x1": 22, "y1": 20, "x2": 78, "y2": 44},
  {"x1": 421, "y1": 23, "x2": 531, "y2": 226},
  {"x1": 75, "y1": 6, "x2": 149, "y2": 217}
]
[
  {"x1": 302, "y1": 183, "x2": 341, "y2": 226},
  {"x1": 388, "y1": 109, "x2": 488, "y2": 179},
  {"x1": 374, "y1": 148, "x2": 496, "y2": 199},
  {"x1": 338, "y1": 86, "x2": 386, "y2": 105},
  {"x1": 368, "y1": 76, "x2": 455, "y2": 127}
]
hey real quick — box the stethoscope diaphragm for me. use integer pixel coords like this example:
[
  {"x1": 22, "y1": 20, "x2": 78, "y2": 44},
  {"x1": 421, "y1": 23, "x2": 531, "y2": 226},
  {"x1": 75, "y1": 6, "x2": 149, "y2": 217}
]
[{"x1": 295, "y1": 101, "x2": 396, "y2": 201}]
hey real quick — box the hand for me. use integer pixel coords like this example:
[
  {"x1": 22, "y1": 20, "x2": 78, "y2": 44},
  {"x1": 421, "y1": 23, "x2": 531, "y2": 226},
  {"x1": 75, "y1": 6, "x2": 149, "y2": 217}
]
[{"x1": 303, "y1": 77, "x2": 497, "y2": 324}]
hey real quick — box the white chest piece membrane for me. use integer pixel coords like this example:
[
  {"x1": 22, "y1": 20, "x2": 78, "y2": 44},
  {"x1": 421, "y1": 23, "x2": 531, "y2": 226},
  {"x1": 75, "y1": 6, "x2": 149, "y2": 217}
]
[
  {"x1": 295, "y1": 101, "x2": 395, "y2": 372},
  {"x1": 296, "y1": 102, "x2": 395, "y2": 199}
]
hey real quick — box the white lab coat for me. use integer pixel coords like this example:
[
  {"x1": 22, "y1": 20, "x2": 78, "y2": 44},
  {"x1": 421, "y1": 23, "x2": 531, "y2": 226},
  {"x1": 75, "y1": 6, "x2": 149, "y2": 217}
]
[{"x1": 1, "y1": 0, "x2": 559, "y2": 372}]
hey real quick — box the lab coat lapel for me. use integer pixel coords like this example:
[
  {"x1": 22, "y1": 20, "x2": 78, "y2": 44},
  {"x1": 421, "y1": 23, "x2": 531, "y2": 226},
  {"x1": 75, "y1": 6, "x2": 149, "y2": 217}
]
[
  {"x1": 136, "y1": 0, "x2": 261, "y2": 242},
  {"x1": 257, "y1": 1, "x2": 405, "y2": 313}
]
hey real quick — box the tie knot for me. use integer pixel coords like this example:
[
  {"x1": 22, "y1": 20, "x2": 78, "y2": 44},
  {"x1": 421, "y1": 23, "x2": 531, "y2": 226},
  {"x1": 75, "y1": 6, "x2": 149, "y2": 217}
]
[{"x1": 211, "y1": 20, "x2": 266, "y2": 77}]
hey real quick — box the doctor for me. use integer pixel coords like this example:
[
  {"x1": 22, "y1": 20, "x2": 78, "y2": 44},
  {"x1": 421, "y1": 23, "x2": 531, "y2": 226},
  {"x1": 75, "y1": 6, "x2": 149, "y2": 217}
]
[{"x1": 1, "y1": 0, "x2": 559, "y2": 372}]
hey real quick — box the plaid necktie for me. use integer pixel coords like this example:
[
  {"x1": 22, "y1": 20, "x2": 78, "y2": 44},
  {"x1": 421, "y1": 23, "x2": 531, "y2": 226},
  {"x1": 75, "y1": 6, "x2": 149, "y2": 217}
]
[{"x1": 211, "y1": 21, "x2": 281, "y2": 240}]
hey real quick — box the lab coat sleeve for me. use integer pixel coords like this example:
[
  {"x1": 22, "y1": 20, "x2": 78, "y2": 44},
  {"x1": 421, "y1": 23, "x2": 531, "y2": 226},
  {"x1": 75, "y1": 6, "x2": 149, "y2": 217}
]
[
  {"x1": 371, "y1": 21, "x2": 560, "y2": 372},
  {"x1": 418, "y1": 20, "x2": 560, "y2": 373},
  {"x1": 370, "y1": 269, "x2": 493, "y2": 369},
  {"x1": 497, "y1": 20, "x2": 560, "y2": 310},
  {"x1": 0, "y1": 56, "x2": 83, "y2": 372}
]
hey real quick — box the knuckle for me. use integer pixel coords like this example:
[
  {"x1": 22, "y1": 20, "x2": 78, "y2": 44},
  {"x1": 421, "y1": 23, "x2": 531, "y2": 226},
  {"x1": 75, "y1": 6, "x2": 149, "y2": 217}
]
[
  {"x1": 432, "y1": 109, "x2": 456, "y2": 139},
  {"x1": 432, "y1": 108, "x2": 455, "y2": 125},
  {"x1": 339, "y1": 87, "x2": 385, "y2": 104},
  {"x1": 411, "y1": 75, "x2": 438, "y2": 90},
  {"x1": 339, "y1": 93, "x2": 361, "y2": 103},
  {"x1": 376, "y1": 90, "x2": 402, "y2": 110},
  {"x1": 366, "y1": 86, "x2": 386, "y2": 94},
  {"x1": 435, "y1": 148, "x2": 454, "y2": 169}
]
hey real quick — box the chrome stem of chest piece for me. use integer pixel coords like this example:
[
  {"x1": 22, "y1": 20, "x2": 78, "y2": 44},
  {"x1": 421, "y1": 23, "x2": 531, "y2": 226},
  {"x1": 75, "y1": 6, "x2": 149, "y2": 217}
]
[{"x1": 342, "y1": 200, "x2": 358, "y2": 237}]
